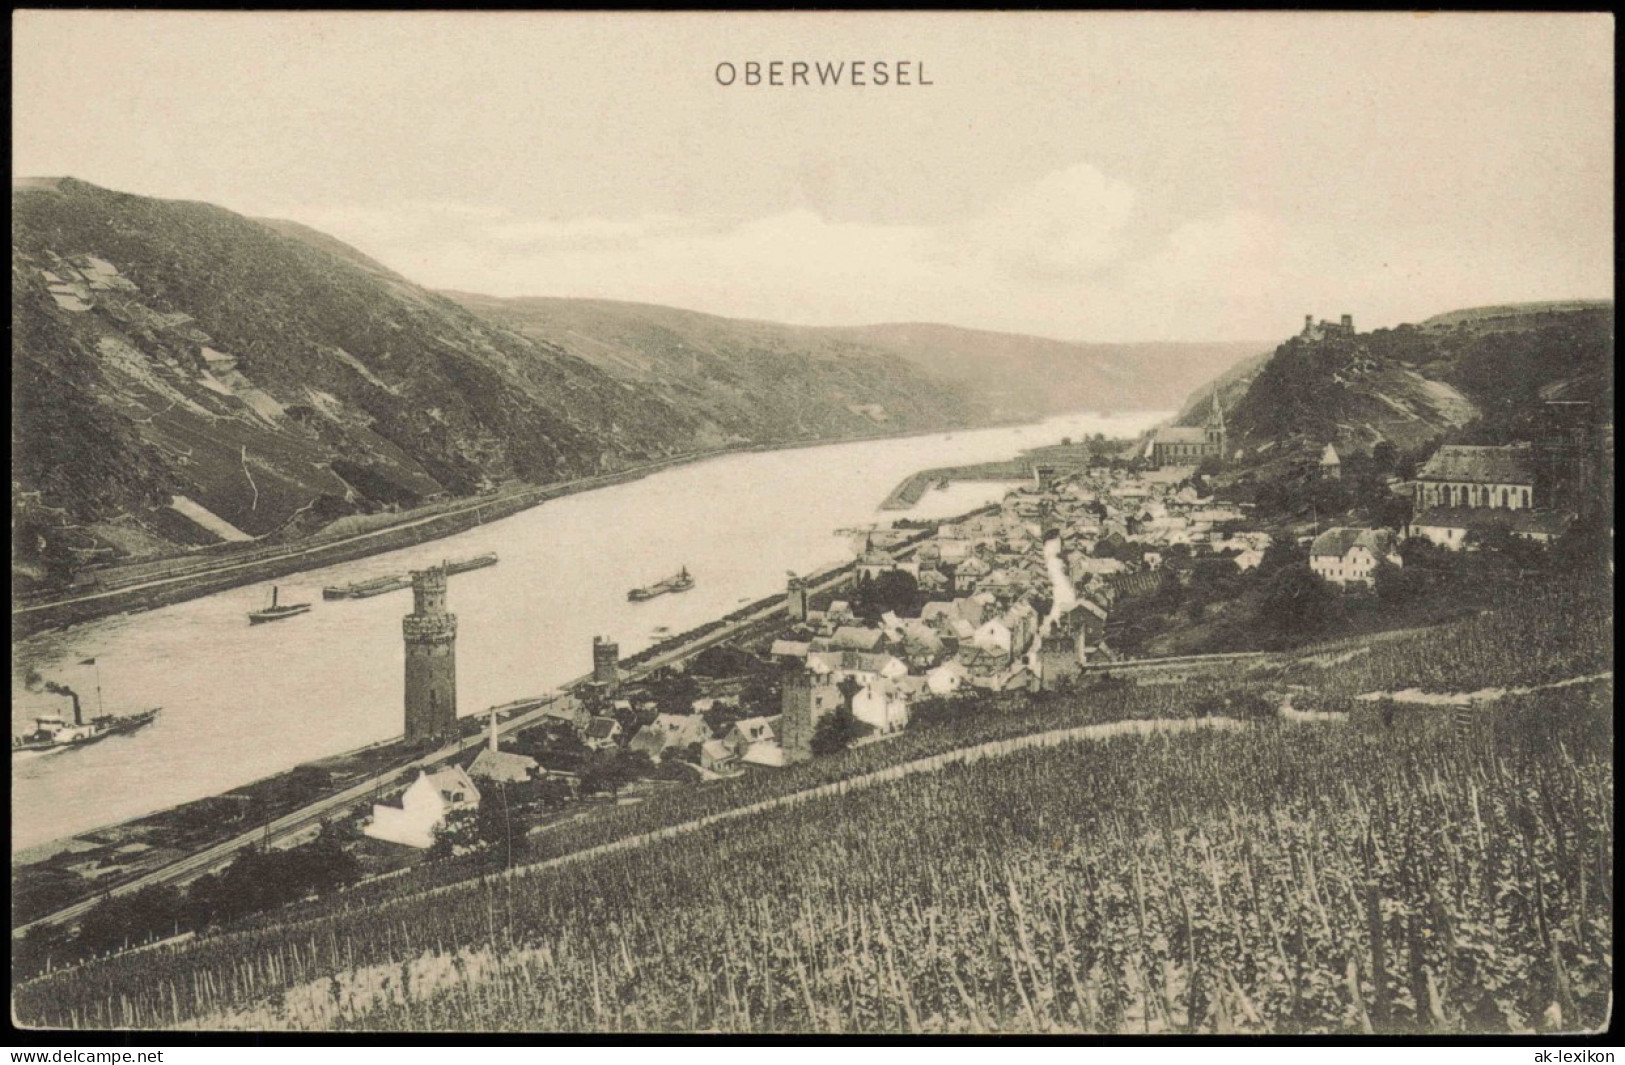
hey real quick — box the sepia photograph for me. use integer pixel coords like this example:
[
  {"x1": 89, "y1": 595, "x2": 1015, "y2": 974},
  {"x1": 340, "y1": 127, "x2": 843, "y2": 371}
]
[{"x1": 8, "y1": 10, "x2": 1614, "y2": 1036}]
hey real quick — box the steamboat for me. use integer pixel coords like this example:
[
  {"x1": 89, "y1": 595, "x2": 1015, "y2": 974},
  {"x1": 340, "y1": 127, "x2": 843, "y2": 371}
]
[
  {"x1": 628, "y1": 566, "x2": 694, "y2": 602},
  {"x1": 13, "y1": 690, "x2": 159, "y2": 755},
  {"x1": 248, "y1": 585, "x2": 311, "y2": 624}
]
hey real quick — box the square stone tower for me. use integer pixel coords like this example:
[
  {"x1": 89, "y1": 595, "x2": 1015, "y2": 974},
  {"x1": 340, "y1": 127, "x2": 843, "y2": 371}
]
[
  {"x1": 403, "y1": 565, "x2": 458, "y2": 744},
  {"x1": 780, "y1": 667, "x2": 841, "y2": 763}
]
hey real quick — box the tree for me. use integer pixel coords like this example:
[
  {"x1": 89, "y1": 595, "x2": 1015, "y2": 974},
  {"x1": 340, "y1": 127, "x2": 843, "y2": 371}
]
[
  {"x1": 1253, "y1": 478, "x2": 1291, "y2": 517},
  {"x1": 1255, "y1": 539, "x2": 1305, "y2": 579},
  {"x1": 644, "y1": 672, "x2": 700, "y2": 716},
  {"x1": 1371, "y1": 440, "x2": 1398, "y2": 475},
  {"x1": 577, "y1": 750, "x2": 629, "y2": 797},
  {"x1": 810, "y1": 702, "x2": 861, "y2": 756},
  {"x1": 477, "y1": 784, "x2": 517, "y2": 868},
  {"x1": 1551, "y1": 511, "x2": 1611, "y2": 575},
  {"x1": 525, "y1": 776, "x2": 575, "y2": 809},
  {"x1": 851, "y1": 569, "x2": 921, "y2": 621},
  {"x1": 1373, "y1": 558, "x2": 1416, "y2": 605},
  {"x1": 1258, "y1": 565, "x2": 1338, "y2": 645},
  {"x1": 1376, "y1": 494, "x2": 1413, "y2": 531}
]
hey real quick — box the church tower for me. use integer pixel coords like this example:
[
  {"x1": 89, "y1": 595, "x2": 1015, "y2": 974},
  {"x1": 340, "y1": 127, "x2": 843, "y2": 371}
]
[
  {"x1": 1205, "y1": 393, "x2": 1227, "y2": 460},
  {"x1": 403, "y1": 565, "x2": 458, "y2": 744}
]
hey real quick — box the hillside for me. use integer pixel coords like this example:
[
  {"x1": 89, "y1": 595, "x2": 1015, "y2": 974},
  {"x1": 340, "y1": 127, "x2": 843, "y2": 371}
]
[
  {"x1": 440, "y1": 295, "x2": 985, "y2": 447},
  {"x1": 444, "y1": 296, "x2": 1265, "y2": 423},
  {"x1": 12, "y1": 587, "x2": 1613, "y2": 1033},
  {"x1": 10, "y1": 180, "x2": 985, "y2": 572},
  {"x1": 834, "y1": 323, "x2": 1264, "y2": 420},
  {"x1": 1177, "y1": 303, "x2": 1614, "y2": 468}
]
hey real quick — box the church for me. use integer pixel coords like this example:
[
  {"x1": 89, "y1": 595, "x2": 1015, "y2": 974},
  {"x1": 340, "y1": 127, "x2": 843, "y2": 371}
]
[{"x1": 1146, "y1": 395, "x2": 1226, "y2": 468}]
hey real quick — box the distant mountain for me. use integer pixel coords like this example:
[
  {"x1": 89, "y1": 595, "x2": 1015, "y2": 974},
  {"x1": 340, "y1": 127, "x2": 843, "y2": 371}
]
[
  {"x1": 10, "y1": 179, "x2": 984, "y2": 570},
  {"x1": 439, "y1": 295, "x2": 984, "y2": 448},
  {"x1": 445, "y1": 298, "x2": 1264, "y2": 425},
  {"x1": 1178, "y1": 303, "x2": 1614, "y2": 470},
  {"x1": 822, "y1": 323, "x2": 1265, "y2": 419}
]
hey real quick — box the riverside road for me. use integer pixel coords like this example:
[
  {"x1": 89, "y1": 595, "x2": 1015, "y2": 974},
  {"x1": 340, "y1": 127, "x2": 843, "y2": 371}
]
[{"x1": 11, "y1": 554, "x2": 859, "y2": 938}]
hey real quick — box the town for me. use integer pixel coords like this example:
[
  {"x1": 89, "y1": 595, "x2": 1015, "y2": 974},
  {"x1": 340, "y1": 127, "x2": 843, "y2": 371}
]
[
  {"x1": 10, "y1": 13, "x2": 1612, "y2": 1036},
  {"x1": 18, "y1": 321, "x2": 1605, "y2": 972}
]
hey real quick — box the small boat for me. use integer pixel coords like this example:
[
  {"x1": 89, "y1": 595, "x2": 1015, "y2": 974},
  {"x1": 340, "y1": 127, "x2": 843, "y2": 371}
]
[
  {"x1": 249, "y1": 585, "x2": 311, "y2": 624},
  {"x1": 628, "y1": 566, "x2": 694, "y2": 602},
  {"x1": 13, "y1": 689, "x2": 159, "y2": 755}
]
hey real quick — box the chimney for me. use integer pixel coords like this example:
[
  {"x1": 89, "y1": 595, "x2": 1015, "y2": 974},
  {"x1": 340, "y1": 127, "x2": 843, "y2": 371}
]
[
  {"x1": 489, "y1": 706, "x2": 499, "y2": 753},
  {"x1": 69, "y1": 690, "x2": 82, "y2": 727}
]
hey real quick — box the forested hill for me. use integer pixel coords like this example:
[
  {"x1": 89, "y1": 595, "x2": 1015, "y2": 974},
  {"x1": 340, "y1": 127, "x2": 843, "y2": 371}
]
[
  {"x1": 10, "y1": 179, "x2": 985, "y2": 572},
  {"x1": 438, "y1": 295, "x2": 985, "y2": 448},
  {"x1": 820, "y1": 323, "x2": 1264, "y2": 420},
  {"x1": 1176, "y1": 302, "x2": 1614, "y2": 469},
  {"x1": 442, "y1": 297, "x2": 1264, "y2": 426}
]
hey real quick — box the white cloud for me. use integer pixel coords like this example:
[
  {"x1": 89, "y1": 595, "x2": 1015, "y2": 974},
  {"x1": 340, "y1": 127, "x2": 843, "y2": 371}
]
[
  {"x1": 946, "y1": 164, "x2": 1137, "y2": 281},
  {"x1": 268, "y1": 160, "x2": 1598, "y2": 343}
]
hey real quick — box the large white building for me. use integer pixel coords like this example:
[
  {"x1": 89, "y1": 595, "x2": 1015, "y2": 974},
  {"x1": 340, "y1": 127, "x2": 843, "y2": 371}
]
[
  {"x1": 1309, "y1": 527, "x2": 1402, "y2": 587},
  {"x1": 1414, "y1": 445, "x2": 1536, "y2": 511}
]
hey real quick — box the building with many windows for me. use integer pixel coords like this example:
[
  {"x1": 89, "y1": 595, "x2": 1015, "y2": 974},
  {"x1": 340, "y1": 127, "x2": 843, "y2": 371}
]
[
  {"x1": 1414, "y1": 445, "x2": 1536, "y2": 511},
  {"x1": 1309, "y1": 527, "x2": 1401, "y2": 588}
]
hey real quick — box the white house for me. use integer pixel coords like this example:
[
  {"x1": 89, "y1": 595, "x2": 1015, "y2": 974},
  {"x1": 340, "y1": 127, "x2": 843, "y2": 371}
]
[
  {"x1": 724, "y1": 716, "x2": 778, "y2": 759},
  {"x1": 1308, "y1": 527, "x2": 1402, "y2": 587},
  {"x1": 972, "y1": 618, "x2": 1014, "y2": 655},
  {"x1": 699, "y1": 739, "x2": 737, "y2": 771},
  {"x1": 1407, "y1": 507, "x2": 1573, "y2": 551},
  {"x1": 851, "y1": 678, "x2": 911, "y2": 734},
  {"x1": 925, "y1": 658, "x2": 969, "y2": 696},
  {"x1": 1232, "y1": 549, "x2": 1266, "y2": 572},
  {"x1": 364, "y1": 766, "x2": 481, "y2": 849}
]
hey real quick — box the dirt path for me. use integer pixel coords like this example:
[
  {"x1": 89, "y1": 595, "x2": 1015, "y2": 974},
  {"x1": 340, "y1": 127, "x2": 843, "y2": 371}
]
[
  {"x1": 378, "y1": 715, "x2": 1247, "y2": 912},
  {"x1": 1355, "y1": 670, "x2": 1614, "y2": 707}
]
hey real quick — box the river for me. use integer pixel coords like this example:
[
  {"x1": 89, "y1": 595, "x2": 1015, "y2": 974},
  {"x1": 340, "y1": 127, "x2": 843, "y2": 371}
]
[{"x1": 11, "y1": 411, "x2": 1164, "y2": 852}]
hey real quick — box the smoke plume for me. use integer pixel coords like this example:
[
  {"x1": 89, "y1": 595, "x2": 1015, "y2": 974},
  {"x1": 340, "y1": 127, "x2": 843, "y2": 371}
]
[
  {"x1": 42, "y1": 680, "x2": 83, "y2": 724},
  {"x1": 1040, "y1": 528, "x2": 1077, "y2": 636}
]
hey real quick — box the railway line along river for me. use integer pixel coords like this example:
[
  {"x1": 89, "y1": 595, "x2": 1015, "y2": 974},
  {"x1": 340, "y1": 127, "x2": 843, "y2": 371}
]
[{"x1": 11, "y1": 411, "x2": 1162, "y2": 852}]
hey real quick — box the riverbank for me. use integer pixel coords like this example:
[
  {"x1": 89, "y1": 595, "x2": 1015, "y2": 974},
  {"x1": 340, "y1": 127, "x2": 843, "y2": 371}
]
[
  {"x1": 878, "y1": 439, "x2": 1102, "y2": 509},
  {"x1": 13, "y1": 417, "x2": 1030, "y2": 641},
  {"x1": 11, "y1": 501, "x2": 992, "y2": 932}
]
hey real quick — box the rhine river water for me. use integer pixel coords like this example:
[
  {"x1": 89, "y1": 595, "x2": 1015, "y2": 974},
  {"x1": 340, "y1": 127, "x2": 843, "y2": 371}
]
[{"x1": 11, "y1": 411, "x2": 1164, "y2": 852}]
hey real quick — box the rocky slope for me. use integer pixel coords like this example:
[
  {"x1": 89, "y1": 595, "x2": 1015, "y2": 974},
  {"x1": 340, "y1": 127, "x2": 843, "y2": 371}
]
[
  {"x1": 1174, "y1": 302, "x2": 1614, "y2": 468},
  {"x1": 10, "y1": 179, "x2": 986, "y2": 574}
]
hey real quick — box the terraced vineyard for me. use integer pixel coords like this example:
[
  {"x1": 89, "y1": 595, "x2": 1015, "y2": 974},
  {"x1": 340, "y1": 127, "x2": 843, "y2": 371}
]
[{"x1": 13, "y1": 585, "x2": 1612, "y2": 1033}]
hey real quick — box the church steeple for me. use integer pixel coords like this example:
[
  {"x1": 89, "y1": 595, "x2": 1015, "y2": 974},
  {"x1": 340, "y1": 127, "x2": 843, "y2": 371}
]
[{"x1": 1206, "y1": 393, "x2": 1226, "y2": 455}]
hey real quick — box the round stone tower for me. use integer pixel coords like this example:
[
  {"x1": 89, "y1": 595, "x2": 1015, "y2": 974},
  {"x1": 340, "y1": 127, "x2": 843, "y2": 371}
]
[{"x1": 403, "y1": 565, "x2": 458, "y2": 744}]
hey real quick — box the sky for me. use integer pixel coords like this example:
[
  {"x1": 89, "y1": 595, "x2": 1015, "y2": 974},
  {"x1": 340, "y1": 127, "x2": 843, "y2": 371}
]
[{"x1": 11, "y1": 11, "x2": 1615, "y2": 343}]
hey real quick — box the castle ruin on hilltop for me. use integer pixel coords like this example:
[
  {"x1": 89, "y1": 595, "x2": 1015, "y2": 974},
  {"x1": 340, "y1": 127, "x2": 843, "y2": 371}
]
[{"x1": 1301, "y1": 313, "x2": 1355, "y2": 341}]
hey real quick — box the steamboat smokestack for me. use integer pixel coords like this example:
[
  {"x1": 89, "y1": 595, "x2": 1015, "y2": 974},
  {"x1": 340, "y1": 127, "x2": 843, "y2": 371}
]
[{"x1": 43, "y1": 681, "x2": 83, "y2": 726}]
